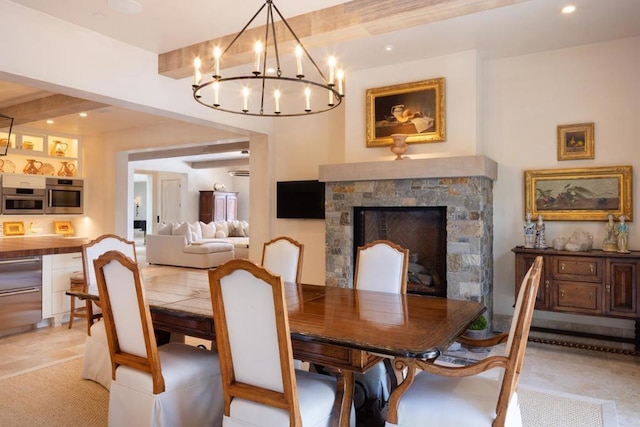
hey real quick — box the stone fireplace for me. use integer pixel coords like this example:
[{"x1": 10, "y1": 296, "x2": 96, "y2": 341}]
[{"x1": 319, "y1": 156, "x2": 498, "y2": 318}]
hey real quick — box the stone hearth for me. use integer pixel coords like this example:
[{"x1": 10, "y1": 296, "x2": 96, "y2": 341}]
[{"x1": 319, "y1": 156, "x2": 497, "y2": 318}]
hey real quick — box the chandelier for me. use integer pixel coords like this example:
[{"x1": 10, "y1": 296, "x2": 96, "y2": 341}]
[
  {"x1": 0, "y1": 113, "x2": 14, "y2": 157},
  {"x1": 192, "y1": 0, "x2": 344, "y2": 117}
]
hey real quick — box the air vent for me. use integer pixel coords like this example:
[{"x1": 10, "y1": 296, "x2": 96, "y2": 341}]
[{"x1": 228, "y1": 170, "x2": 249, "y2": 177}]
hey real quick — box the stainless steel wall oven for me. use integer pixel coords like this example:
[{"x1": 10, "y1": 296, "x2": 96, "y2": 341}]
[{"x1": 46, "y1": 178, "x2": 84, "y2": 214}]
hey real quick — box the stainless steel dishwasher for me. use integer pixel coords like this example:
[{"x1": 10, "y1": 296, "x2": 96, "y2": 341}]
[{"x1": 0, "y1": 256, "x2": 42, "y2": 331}]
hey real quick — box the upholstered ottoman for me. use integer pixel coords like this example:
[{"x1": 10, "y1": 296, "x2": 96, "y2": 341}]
[{"x1": 181, "y1": 242, "x2": 234, "y2": 268}]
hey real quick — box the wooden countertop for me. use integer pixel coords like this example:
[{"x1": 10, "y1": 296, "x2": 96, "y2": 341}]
[{"x1": 0, "y1": 236, "x2": 89, "y2": 258}]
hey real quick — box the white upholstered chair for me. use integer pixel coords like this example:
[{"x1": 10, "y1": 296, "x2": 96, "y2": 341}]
[
  {"x1": 353, "y1": 240, "x2": 409, "y2": 405},
  {"x1": 354, "y1": 240, "x2": 409, "y2": 294},
  {"x1": 80, "y1": 234, "x2": 137, "y2": 390},
  {"x1": 385, "y1": 256, "x2": 544, "y2": 427},
  {"x1": 94, "y1": 250, "x2": 224, "y2": 427},
  {"x1": 261, "y1": 236, "x2": 304, "y2": 283},
  {"x1": 209, "y1": 259, "x2": 338, "y2": 427}
]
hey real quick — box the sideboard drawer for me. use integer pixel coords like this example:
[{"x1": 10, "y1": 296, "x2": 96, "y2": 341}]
[
  {"x1": 552, "y1": 256, "x2": 602, "y2": 282},
  {"x1": 553, "y1": 281, "x2": 601, "y2": 313}
]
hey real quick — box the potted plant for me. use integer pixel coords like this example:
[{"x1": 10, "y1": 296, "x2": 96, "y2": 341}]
[{"x1": 465, "y1": 315, "x2": 488, "y2": 340}]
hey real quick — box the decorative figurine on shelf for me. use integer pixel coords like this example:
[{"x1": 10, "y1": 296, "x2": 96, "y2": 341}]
[
  {"x1": 617, "y1": 215, "x2": 630, "y2": 253},
  {"x1": 524, "y1": 212, "x2": 535, "y2": 248},
  {"x1": 602, "y1": 213, "x2": 618, "y2": 252},
  {"x1": 535, "y1": 214, "x2": 547, "y2": 249}
]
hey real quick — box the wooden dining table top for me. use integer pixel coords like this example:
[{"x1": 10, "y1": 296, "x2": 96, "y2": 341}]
[{"x1": 78, "y1": 265, "x2": 485, "y2": 360}]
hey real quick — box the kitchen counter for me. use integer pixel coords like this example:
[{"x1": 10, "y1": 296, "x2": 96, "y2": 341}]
[{"x1": 0, "y1": 236, "x2": 89, "y2": 258}]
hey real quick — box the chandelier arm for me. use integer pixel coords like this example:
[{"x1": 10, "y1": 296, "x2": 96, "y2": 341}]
[
  {"x1": 267, "y1": 2, "x2": 282, "y2": 76},
  {"x1": 270, "y1": 1, "x2": 330, "y2": 84},
  {"x1": 219, "y1": 2, "x2": 268, "y2": 58}
]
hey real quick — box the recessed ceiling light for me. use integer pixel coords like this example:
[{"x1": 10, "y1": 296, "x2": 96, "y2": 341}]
[
  {"x1": 93, "y1": 12, "x2": 105, "y2": 19},
  {"x1": 384, "y1": 45, "x2": 394, "y2": 52},
  {"x1": 562, "y1": 5, "x2": 576, "y2": 14},
  {"x1": 79, "y1": 112, "x2": 88, "y2": 117},
  {"x1": 107, "y1": 0, "x2": 142, "y2": 14},
  {"x1": 46, "y1": 119, "x2": 54, "y2": 124}
]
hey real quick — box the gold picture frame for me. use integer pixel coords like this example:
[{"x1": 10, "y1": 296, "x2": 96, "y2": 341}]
[
  {"x1": 366, "y1": 78, "x2": 445, "y2": 147},
  {"x1": 54, "y1": 221, "x2": 74, "y2": 236},
  {"x1": 3, "y1": 221, "x2": 25, "y2": 236},
  {"x1": 557, "y1": 122, "x2": 594, "y2": 161},
  {"x1": 524, "y1": 166, "x2": 632, "y2": 221}
]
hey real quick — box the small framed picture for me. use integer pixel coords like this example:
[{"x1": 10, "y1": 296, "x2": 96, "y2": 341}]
[
  {"x1": 557, "y1": 122, "x2": 594, "y2": 161},
  {"x1": 3, "y1": 221, "x2": 25, "y2": 236},
  {"x1": 54, "y1": 221, "x2": 74, "y2": 236}
]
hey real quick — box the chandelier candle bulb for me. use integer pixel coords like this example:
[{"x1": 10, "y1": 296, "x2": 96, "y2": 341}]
[
  {"x1": 213, "y1": 46, "x2": 221, "y2": 77},
  {"x1": 242, "y1": 87, "x2": 249, "y2": 112},
  {"x1": 337, "y1": 69, "x2": 344, "y2": 95},
  {"x1": 193, "y1": 57, "x2": 202, "y2": 86},
  {"x1": 213, "y1": 81, "x2": 220, "y2": 106},
  {"x1": 328, "y1": 89, "x2": 333, "y2": 106},
  {"x1": 329, "y1": 56, "x2": 336, "y2": 85},
  {"x1": 274, "y1": 90, "x2": 281, "y2": 114},
  {"x1": 295, "y1": 45, "x2": 303, "y2": 77},
  {"x1": 254, "y1": 41, "x2": 262, "y2": 75},
  {"x1": 305, "y1": 87, "x2": 311, "y2": 112}
]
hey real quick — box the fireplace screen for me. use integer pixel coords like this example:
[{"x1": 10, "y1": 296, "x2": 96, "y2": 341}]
[{"x1": 353, "y1": 206, "x2": 447, "y2": 297}]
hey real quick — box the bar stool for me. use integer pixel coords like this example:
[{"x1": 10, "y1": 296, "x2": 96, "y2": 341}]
[{"x1": 68, "y1": 271, "x2": 87, "y2": 329}]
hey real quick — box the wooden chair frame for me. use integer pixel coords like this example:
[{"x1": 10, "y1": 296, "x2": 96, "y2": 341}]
[
  {"x1": 354, "y1": 239, "x2": 409, "y2": 294},
  {"x1": 209, "y1": 259, "x2": 303, "y2": 425},
  {"x1": 93, "y1": 250, "x2": 165, "y2": 394},
  {"x1": 82, "y1": 234, "x2": 137, "y2": 335},
  {"x1": 261, "y1": 236, "x2": 305, "y2": 283},
  {"x1": 386, "y1": 256, "x2": 543, "y2": 427}
]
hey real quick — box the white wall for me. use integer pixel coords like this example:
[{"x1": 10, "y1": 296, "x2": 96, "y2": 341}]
[{"x1": 486, "y1": 36, "x2": 640, "y2": 330}]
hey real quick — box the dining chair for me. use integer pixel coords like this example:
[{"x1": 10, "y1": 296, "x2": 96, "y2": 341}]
[
  {"x1": 94, "y1": 250, "x2": 224, "y2": 426},
  {"x1": 80, "y1": 234, "x2": 137, "y2": 390},
  {"x1": 353, "y1": 240, "x2": 409, "y2": 294},
  {"x1": 353, "y1": 240, "x2": 409, "y2": 407},
  {"x1": 386, "y1": 256, "x2": 544, "y2": 427},
  {"x1": 261, "y1": 236, "x2": 304, "y2": 283},
  {"x1": 208, "y1": 259, "x2": 338, "y2": 427}
]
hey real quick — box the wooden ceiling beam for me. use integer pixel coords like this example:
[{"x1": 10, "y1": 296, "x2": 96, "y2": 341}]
[
  {"x1": 158, "y1": 0, "x2": 526, "y2": 80},
  {"x1": 0, "y1": 94, "x2": 108, "y2": 126}
]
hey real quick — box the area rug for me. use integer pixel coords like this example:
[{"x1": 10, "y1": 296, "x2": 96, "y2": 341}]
[
  {"x1": 0, "y1": 357, "x2": 108, "y2": 427},
  {"x1": 0, "y1": 357, "x2": 618, "y2": 427}
]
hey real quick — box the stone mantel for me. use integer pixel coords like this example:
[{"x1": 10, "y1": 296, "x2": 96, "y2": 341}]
[{"x1": 319, "y1": 155, "x2": 498, "y2": 183}]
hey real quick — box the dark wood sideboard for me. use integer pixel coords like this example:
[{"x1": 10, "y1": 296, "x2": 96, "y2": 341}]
[{"x1": 512, "y1": 247, "x2": 640, "y2": 351}]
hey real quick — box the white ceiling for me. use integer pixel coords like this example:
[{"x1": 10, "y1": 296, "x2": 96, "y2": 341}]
[{"x1": 3, "y1": 0, "x2": 640, "y2": 163}]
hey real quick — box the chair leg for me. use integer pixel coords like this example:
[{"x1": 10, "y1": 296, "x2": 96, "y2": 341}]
[{"x1": 68, "y1": 295, "x2": 76, "y2": 329}]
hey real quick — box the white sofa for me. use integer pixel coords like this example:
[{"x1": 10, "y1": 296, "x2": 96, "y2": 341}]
[{"x1": 146, "y1": 220, "x2": 249, "y2": 269}]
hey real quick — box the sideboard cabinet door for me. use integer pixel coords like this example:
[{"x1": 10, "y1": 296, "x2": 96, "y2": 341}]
[{"x1": 606, "y1": 259, "x2": 639, "y2": 318}]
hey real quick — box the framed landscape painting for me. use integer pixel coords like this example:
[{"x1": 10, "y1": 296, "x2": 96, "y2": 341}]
[
  {"x1": 366, "y1": 78, "x2": 445, "y2": 147},
  {"x1": 3, "y1": 221, "x2": 24, "y2": 236},
  {"x1": 524, "y1": 166, "x2": 632, "y2": 221}
]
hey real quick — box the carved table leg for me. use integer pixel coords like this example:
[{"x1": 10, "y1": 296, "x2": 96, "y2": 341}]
[
  {"x1": 331, "y1": 369, "x2": 354, "y2": 427},
  {"x1": 386, "y1": 359, "x2": 417, "y2": 425}
]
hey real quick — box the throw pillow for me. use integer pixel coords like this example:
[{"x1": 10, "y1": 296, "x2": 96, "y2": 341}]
[
  {"x1": 172, "y1": 222, "x2": 192, "y2": 243},
  {"x1": 157, "y1": 222, "x2": 172, "y2": 235},
  {"x1": 214, "y1": 220, "x2": 229, "y2": 238},
  {"x1": 200, "y1": 221, "x2": 217, "y2": 239},
  {"x1": 228, "y1": 221, "x2": 246, "y2": 237},
  {"x1": 215, "y1": 231, "x2": 226, "y2": 239},
  {"x1": 190, "y1": 221, "x2": 203, "y2": 241},
  {"x1": 240, "y1": 220, "x2": 250, "y2": 237}
]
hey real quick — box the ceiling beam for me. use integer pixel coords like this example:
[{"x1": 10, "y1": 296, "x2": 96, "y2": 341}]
[
  {"x1": 190, "y1": 158, "x2": 250, "y2": 169},
  {"x1": 158, "y1": 0, "x2": 526, "y2": 79},
  {"x1": 128, "y1": 140, "x2": 250, "y2": 161},
  {"x1": 0, "y1": 94, "x2": 108, "y2": 126}
]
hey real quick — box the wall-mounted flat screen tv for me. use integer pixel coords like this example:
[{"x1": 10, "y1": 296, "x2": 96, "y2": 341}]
[{"x1": 277, "y1": 180, "x2": 325, "y2": 219}]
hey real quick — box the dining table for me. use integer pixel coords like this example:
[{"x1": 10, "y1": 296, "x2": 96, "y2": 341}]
[{"x1": 69, "y1": 265, "x2": 485, "y2": 427}]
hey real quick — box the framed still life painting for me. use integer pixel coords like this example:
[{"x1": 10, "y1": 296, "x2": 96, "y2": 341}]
[
  {"x1": 366, "y1": 78, "x2": 445, "y2": 147},
  {"x1": 557, "y1": 122, "x2": 594, "y2": 161}
]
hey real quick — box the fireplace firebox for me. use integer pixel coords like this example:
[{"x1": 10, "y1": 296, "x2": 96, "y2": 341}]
[{"x1": 353, "y1": 206, "x2": 447, "y2": 296}]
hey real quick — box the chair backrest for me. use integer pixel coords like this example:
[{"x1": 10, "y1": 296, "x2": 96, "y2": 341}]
[
  {"x1": 83, "y1": 234, "x2": 137, "y2": 295},
  {"x1": 261, "y1": 236, "x2": 304, "y2": 283},
  {"x1": 354, "y1": 240, "x2": 409, "y2": 294},
  {"x1": 494, "y1": 255, "x2": 543, "y2": 425},
  {"x1": 209, "y1": 259, "x2": 301, "y2": 424},
  {"x1": 93, "y1": 250, "x2": 165, "y2": 394}
]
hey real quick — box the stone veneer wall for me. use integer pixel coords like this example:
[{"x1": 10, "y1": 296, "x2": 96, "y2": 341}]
[{"x1": 324, "y1": 176, "x2": 494, "y2": 316}]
